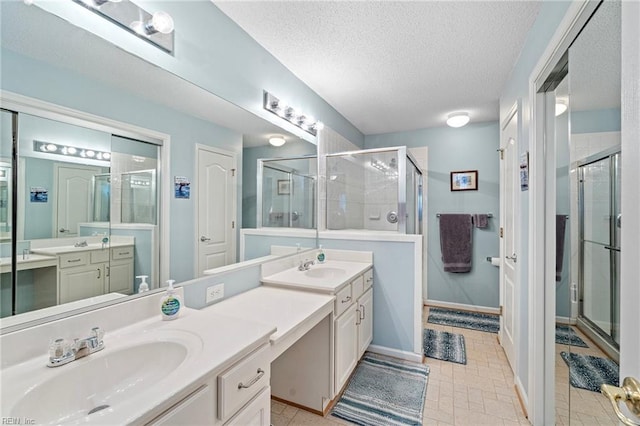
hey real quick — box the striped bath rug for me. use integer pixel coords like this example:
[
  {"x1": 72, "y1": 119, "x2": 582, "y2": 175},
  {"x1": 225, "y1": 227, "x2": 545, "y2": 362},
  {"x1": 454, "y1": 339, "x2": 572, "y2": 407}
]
[
  {"x1": 555, "y1": 325, "x2": 588, "y2": 348},
  {"x1": 427, "y1": 307, "x2": 500, "y2": 333},
  {"x1": 330, "y1": 352, "x2": 429, "y2": 425},
  {"x1": 423, "y1": 328, "x2": 467, "y2": 364},
  {"x1": 560, "y1": 352, "x2": 619, "y2": 392}
]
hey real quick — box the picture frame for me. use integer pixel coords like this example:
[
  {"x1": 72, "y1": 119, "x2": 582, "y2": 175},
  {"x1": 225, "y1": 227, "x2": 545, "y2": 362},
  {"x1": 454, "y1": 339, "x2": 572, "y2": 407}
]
[
  {"x1": 277, "y1": 179, "x2": 291, "y2": 195},
  {"x1": 450, "y1": 170, "x2": 478, "y2": 191}
]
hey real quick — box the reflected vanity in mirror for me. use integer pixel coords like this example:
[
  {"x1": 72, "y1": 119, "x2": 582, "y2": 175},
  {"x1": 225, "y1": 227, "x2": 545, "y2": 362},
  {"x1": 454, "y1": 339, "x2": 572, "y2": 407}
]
[{"x1": 0, "y1": 1, "x2": 319, "y2": 332}]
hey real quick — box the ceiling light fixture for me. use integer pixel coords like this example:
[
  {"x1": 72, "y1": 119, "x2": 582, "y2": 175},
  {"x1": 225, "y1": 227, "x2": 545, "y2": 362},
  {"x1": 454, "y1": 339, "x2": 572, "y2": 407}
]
[
  {"x1": 263, "y1": 91, "x2": 322, "y2": 136},
  {"x1": 446, "y1": 112, "x2": 470, "y2": 128},
  {"x1": 34, "y1": 141, "x2": 111, "y2": 163},
  {"x1": 555, "y1": 100, "x2": 568, "y2": 116},
  {"x1": 72, "y1": 0, "x2": 174, "y2": 53},
  {"x1": 269, "y1": 137, "x2": 286, "y2": 147}
]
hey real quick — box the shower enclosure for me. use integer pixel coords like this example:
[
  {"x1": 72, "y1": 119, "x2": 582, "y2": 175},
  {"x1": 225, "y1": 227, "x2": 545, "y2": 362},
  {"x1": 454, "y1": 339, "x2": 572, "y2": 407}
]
[
  {"x1": 325, "y1": 147, "x2": 422, "y2": 234},
  {"x1": 257, "y1": 156, "x2": 316, "y2": 229},
  {"x1": 578, "y1": 147, "x2": 621, "y2": 353}
]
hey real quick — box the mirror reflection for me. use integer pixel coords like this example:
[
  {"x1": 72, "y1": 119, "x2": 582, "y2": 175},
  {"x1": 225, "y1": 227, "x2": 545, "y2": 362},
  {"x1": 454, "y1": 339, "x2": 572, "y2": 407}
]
[{"x1": 0, "y1": 2, "x2": 319, "y2": 328}]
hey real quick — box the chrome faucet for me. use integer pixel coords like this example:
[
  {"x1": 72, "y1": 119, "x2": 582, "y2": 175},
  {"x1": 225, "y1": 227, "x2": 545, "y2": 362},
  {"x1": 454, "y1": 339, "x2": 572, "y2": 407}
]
[
  {"x1": 298, "y1": 259, "x2": 315, "y2": 271},
  {"x1": 74, "y1": 240, "x2": 88, "y2": 248},
  {"x1": 47, "y1": 327, "x2": 105, "y2": 367}
]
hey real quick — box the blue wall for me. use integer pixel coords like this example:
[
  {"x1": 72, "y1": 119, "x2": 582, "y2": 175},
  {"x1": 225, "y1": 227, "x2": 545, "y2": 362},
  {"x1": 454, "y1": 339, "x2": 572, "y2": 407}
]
[
  {"x1": 243, "y1": 234, "x2": 316, "y2": 261},
  {"x1": 366, "y1": 122, "x2": 500, "y2": 308},
  {"x1": 572, "y1": 108, "x2": 621, "y2": 134}
]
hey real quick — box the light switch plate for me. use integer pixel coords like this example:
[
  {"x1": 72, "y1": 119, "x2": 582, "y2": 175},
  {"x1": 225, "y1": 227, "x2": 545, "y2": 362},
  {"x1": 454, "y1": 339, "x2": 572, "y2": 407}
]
[{"x1": 206, "y1": 283, "x2": 224, "y2": 304}]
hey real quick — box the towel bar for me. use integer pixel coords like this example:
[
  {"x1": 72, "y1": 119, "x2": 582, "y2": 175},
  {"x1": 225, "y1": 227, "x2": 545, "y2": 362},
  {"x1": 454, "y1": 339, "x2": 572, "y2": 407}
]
[{"x1": 436, "y1": 213, "x2": 493, "y2": 218}]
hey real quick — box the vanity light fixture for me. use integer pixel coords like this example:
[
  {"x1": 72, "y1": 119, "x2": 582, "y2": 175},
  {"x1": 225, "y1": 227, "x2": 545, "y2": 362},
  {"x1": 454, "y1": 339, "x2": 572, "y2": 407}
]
[
  {"x1": 34, "y1": 141, "x2": 111, "y2": 163},
  {"x1": 71, "y1": 0, "x2": 175, "y2": 54},
  {"x1": 263, "y1": 91, "x2": 323, "y2": 136},
  {"x1": 555, "y1": 100, "x2": 568, "y2": 116},
  {"x1": 446, "y1": 112, "x2": 470, "y2": 128},
  {"x1": 269, "y1": 137, "x2": 286, "y2": 147}
]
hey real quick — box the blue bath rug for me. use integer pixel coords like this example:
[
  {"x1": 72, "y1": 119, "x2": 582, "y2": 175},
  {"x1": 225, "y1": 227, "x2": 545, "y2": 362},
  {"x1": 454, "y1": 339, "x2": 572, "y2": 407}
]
[
  {"x1": 555, "y1": 325, "x2": 588, "y2": 348},
  {"x1": 423, "y1": 328, "x2": 467, "y2": 364},
  {"x1": 560, "y1": 352, "x2": 619, "y2": 393},
  {"x1": 330, "y1": 352, "x2": 429, "y2": 426},
  {"x1": 427, "y1": 307, "x2": 500, "y2": 334}
]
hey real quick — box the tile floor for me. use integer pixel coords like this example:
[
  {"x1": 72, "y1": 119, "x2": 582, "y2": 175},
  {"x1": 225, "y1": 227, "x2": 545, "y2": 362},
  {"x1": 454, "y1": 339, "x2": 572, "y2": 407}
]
[
  {"x1": 270, "y1": 306, "x2": 531, "y2": 425},
  {"x1": 554, "y1": 325, "x2": 620, "y2": 425}
]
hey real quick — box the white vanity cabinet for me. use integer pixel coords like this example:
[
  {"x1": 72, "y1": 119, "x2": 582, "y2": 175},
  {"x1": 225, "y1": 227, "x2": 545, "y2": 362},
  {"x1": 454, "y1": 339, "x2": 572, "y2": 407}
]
[
  {"x1": 57, "y1": 246, "x2": 134, "y2": 304},
  {"x1": 148, "y1": 344, "x2": 271, "y2": 426}
]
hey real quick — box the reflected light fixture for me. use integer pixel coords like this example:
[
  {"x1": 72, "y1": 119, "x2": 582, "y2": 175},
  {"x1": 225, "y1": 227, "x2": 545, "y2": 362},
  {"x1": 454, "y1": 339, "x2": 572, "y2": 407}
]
[
  {"x1": 269, "y1": 137, "x2": 286, "y2": 147},
  {"x1": 446, "y1": 112, "x2": 470, "y2": 128},
  {"x1": 72, "y1": 0, "x2": 174, "y2": 53},
  {"x1": 263, "y1": 91, "x2": 322, "y2": 136},
  {"x1": 34, "y1": 141, "x2": 111, "y2": 163},
  {"x1": 555, "y1": 100, "x2": 568, "y2": 116}
]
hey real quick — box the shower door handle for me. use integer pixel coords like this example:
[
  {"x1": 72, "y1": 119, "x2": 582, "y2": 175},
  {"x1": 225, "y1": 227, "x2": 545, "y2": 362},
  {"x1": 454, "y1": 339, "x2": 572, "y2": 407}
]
[
  {"x1": 604, "y1": 245, "x2": 621, "y2": 252},
  {"x1": 505, "y1": 253, "x2": 517, "y2": 263}
]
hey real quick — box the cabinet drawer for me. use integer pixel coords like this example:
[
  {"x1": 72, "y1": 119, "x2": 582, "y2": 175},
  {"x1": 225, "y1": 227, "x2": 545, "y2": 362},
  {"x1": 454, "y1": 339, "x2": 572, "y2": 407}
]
[
  {"x1": 335, "y1": 283, "x2": 353, "y2": 318},
  {"x1": 218, "y1": 344, "x2": 270, "y2": 422},
  {"x1": 351, "y1": 275, "x2": 364, "y2": 300},
  {"x1": 59, "y1": 252, "x2": 89, "y2": 269},
  {"x1": 364, "y1": 269, "x2": 373, "y2": 290},
  {"x1": 91, "y1": 249, "x2": 109, "y2": 264},
  {"x1": 111, "y1": 246, "x2": 134, "y2": 260}
]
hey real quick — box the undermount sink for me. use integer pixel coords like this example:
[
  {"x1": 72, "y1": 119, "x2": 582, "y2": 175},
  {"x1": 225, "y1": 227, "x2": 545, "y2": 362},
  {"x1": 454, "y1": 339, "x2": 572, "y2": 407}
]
[
  {"x1": 305, "y1": 266, "x2": 346, "y2": 279},
  {"x1": 8, "y1": 332, "x2": 201, "y2": 425}
]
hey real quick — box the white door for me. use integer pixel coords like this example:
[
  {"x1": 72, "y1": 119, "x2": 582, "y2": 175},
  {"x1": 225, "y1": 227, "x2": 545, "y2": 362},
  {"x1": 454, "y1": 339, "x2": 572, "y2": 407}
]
[
  {"x1": 56, "y1": 165, "x2": 100, "y2": 238},
  {"x1": 499, "y1": 109, "x2": 518, "y2": 372},
  {"x1": 196, "y1": 146, "x2": 236, "y2": 276}
]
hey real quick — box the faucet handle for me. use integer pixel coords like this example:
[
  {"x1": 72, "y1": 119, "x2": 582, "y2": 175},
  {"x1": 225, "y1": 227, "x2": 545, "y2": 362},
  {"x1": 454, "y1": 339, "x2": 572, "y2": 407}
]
[
  {"x1": 47, "y1": 338, "x2": 74, "y2": 367},
  {"x1": 88, "y1": 327, "x2": 105, "y2": 349}
]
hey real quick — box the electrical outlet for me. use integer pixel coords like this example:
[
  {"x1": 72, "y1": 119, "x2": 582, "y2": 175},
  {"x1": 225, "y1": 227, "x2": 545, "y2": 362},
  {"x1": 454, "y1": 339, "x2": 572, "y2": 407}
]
[{"x1": 206, "y1": 283, "x2": 224, "y2": 304}]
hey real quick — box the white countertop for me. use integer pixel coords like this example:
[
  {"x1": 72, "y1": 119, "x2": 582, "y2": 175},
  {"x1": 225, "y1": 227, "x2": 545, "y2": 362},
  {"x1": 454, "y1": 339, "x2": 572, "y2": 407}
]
[
  {"x1": 0, "y1": 254, "x2": 57, "y2": 273},
  {"x1": 30, "y1": 241, "x2": 133, "y2": 256},
  {"x1": 261, "y1": 260, "x2": 372, "y2": 293},
  {"x1": 0, "y1": 306, "x2": 276, "y2": 425}
]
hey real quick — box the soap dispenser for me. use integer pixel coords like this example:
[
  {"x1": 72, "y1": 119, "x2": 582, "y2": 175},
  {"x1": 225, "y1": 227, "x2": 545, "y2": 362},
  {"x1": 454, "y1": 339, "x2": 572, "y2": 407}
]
[
  {"x1": 317, "y1": 245, "x2": 326, "y2": 264},
  {"x1": 136, "y1": 275, "x2": 149, "y2": 293},
  {"x1": 160, "y1": 280, "x2": 182, "y2": 320}
]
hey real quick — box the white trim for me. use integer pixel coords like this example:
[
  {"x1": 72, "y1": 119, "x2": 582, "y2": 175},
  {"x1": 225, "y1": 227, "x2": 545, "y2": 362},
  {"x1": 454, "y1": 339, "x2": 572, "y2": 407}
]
[
  {"x1": 367, "y1": 344, "x2": 423, "y2": 363},
  {"x1": 414, "y1": 234, "x2": 423, "y2": 354},
  {"x1": 526, "y1": 2, "x2": 599, "y2": 424},
  {"x1": 425, "y1": 299, "x2": 500, "y2": 316},
  {"x1": 318, "y1": 230, "x2": 422, "y2": 243},
  {"x1": 194, "y1": 144, "x2": 238, "y2": 277},
  {"x1": 515, "y1": 375, "x2": 529, "y2": 419},
  {"x1": 555, "y1": 316, "x2": 576, "y2": 326}
]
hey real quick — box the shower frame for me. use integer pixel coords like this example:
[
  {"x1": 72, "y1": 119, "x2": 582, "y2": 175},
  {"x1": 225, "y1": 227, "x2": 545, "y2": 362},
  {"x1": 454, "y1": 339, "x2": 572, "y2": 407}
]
[{"x1": 324, "y1": 146, "x2": 423, "y2": 234}]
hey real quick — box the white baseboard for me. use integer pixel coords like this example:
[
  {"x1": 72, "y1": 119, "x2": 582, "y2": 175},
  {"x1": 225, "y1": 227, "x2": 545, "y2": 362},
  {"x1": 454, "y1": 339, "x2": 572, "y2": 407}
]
[
  {"x1": 367, "y1": 344, "x2": 423, "y2": 363},
  {"x1": 555, "y1": 316, "x2": 577, "y2": 325},
  {"x1": 515, "y1": 375, "x2": 529, "y2": 419},
  {"x1": 425, "y1": 299, "x2": 500, "y2": 315}
]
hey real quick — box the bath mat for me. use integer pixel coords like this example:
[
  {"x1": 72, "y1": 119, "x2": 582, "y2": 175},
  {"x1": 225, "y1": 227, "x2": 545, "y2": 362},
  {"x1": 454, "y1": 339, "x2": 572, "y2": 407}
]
[
  {"x1": 555, "y1": 325, "x2": 588, "y2": 348},
  {"x1": 423, "y1": 328, "x2": 467, "y2": 364},
  {"x1": 427, "y1": 307, "x2": 499, "y2": 334},
  {"x1": 330, "y1": 352, "x2": 429, "y2": 426},
  {"x1": 560, "y1": 352, "x2": 619, "y2": 393}
]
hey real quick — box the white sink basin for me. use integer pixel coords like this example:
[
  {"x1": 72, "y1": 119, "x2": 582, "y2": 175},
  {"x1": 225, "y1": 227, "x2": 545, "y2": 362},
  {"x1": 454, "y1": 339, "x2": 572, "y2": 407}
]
[
  {"x1": 6, "y1": 331, "x2": 202, "y2": 425},
  {"x1": 305, "y1": 266, "x2": 346, "y2": 279}
]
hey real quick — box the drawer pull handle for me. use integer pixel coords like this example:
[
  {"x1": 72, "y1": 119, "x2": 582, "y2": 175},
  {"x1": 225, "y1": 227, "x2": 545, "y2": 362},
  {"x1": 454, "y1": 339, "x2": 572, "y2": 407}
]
[
  {"x1": 356, "y1": 309, "x2": 361, "y2": 325},
  {"x1": 366, "y1": 277, "x2": 373, "y2": 282},
  {"x1": 119, "y1": 252, "x2": 130, "y2": 256},
  {"x1": 238, "y1": 368, "x2": 265, "y2": 390},
  {"x1": 360, "y1": 304, "x2": 365, "y2": 320},
  {"x1": 341, "y1": 296, "x2": 352, "y2": 304},
  {"x1": 67, "y1": 258, "x2": 82, "y2": 263}
]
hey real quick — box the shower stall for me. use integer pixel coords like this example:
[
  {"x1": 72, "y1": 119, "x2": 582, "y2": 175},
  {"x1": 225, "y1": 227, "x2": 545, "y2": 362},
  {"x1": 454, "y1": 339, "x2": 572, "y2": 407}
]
[
  {"x1": 257, "y1": 156, "x2": 316, "y2": 229},
  {"x1": 325, "y1": 147, "x2": 423, "y2": 234},
  {"x1": 577, "y1": 147, "x2": 621, "y2": 355}
]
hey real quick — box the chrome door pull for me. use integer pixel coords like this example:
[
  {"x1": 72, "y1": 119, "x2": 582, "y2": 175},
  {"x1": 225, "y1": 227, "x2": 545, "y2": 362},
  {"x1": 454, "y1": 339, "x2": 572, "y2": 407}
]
[
  {"x1": 601, "y1": 377, "x2": 640, "y2": 426},
  {"x1": 238, "y1": 368, "x2": 265, "y2": 390},
  {"x1": 200, "y1": 236, "x2": 211, "y2": 242},
  {"x1": 505, "y1": 253, "x2": 517, "y2": 263},
  {"x1": 604, "y1": 245, "x2": 621, "y2": 252}
]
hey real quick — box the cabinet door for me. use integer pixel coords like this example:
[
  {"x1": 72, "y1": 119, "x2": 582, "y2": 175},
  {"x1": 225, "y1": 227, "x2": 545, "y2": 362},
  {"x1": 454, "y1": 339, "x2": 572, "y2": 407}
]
[
  {"x1": 59, "y1": 264, "x2": 104, "y2": 304},
  {"x1": 335, "y1": 304, "x2": 358, "y2": 393},
  {"x1": 226, "y1": 387, "x2": 270, "y2": 426},
  {"x1": 150, "y1": 385, "x2": 215, "y2": 425},
  {"x1": 357, "y1": 288, "x2": 374, "y2": 358},
  {"x1": 108, "y1": 260, "x2": 134, "y2": 294}
]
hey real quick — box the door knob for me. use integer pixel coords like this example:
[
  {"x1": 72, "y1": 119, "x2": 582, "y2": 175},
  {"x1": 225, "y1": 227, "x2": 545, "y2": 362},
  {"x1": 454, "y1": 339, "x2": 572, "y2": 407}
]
[
  {"x1": 505, "y1": 253, "x2": 517, "y2": 263},
  {"x1": 601, "y1": 377, "x2": 640, "y2": 426},
  {"x1": 200, "y1": 236, "x2": 211, "y2": 242},
  {"x1": 59, "y1": 228, "x2": 70, "y2": 233}
]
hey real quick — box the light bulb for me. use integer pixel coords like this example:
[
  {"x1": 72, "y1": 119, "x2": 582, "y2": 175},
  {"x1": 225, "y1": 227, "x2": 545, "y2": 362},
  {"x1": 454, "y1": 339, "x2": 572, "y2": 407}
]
[
  {"x1": 555, "y1": 101, "x2": 568, "y2": 116},
  {"x1": 150, "y1": 11, "x2": 174, "y2": 34},
  {"x1": 102, "y1": 152, "x2": 111, "y2": 160},
  {"x1": 46, "y1": 144, "x2": 58, "y2": 152},
  {"x1": 67, "y1": 147, "x2": 77, "y2": 154},
  {"x1": 269, "y1": 137, "x2": 286, "y2": 147}
]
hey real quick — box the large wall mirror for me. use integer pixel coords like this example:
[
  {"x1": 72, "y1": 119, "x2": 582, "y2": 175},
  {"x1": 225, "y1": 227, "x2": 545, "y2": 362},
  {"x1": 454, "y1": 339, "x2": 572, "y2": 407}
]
[{"x1": 0, "y1": 2, "x2": 318, "y2": 330}]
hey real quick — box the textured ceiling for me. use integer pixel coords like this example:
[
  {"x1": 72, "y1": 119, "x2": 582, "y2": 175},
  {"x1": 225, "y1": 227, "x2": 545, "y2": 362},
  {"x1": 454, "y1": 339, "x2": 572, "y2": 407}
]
[{"x1": 214, "y1": 1, "x2": 542, "y2": 135}]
